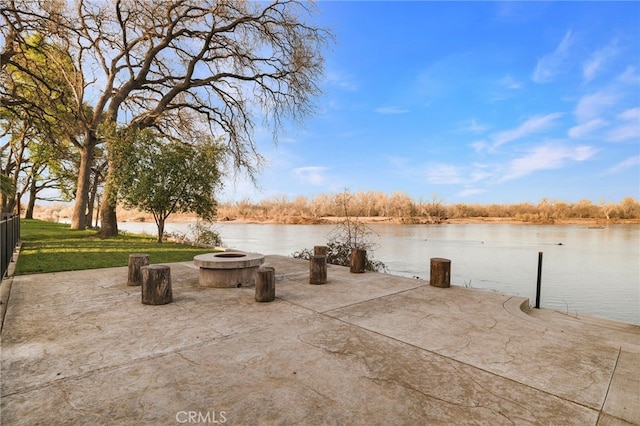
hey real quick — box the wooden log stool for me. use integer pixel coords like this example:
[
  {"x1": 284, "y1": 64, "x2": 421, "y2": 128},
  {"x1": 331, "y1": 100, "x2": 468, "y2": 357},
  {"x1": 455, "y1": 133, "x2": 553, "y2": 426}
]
[
  {"x1": 309, "y1": 255, "x2": 327, "y2": 285},
  {"x1": 255, "y1": 267, "x2": 276, "y2": 302},
  {"x1": 314, "y1": 245, "x2": 327, "y2": 256},
  {"x1": 141, "y1": 265, "x2": 173, "y2": 305},
  {"x1": 128, "y1": 253, "x2": 150, "y2": 286},
  {"x1": 350, "y1": 248, "x2": 366, "y2": 273},
  {"x1": 430, "y1": 258, "x2": 451, "y2": 288}
]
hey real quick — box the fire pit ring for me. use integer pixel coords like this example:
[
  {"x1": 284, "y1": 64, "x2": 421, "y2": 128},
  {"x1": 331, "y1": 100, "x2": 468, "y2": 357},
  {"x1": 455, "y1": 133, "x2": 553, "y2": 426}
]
[{"x1": 193, "y1": 251, "x2": 265, "y2": 288}]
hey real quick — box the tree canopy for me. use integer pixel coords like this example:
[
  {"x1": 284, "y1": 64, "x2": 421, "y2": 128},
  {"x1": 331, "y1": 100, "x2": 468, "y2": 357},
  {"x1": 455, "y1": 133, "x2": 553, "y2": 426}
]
[
  {"x1": 0, "y1": 33, "x2": 81, "y2": 214},
  {"x1": 1, "y1": 0, "x2": 331, "y2": 234},
  {"x1": 111, "y1": 129, "x2": 224, "y2": 243}
]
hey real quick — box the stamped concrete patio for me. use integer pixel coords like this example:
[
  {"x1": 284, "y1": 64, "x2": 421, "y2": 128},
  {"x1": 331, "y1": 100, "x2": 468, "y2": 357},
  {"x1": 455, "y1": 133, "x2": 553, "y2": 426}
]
[{"x1": 1, "y1": 255, "x2": 639, "y2": 425}]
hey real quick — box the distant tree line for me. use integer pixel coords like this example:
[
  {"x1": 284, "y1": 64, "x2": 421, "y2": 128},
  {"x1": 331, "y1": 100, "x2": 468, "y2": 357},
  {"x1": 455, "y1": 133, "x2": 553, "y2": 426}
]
[{"x1": 216, "y1": 191, "x2": 640, "y2": 223}]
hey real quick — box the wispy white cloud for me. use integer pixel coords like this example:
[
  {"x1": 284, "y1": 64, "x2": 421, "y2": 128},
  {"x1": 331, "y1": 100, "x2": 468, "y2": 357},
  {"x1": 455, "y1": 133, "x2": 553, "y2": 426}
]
[
  {"x1": 375, "y1": 106, "x2": 409, "y2": 115},
  {"x1": 570, "y1": 88, "x2": 637, "y2": 141},
  {"x1": 499, "y1": 74, "x2": 523, "y2": 90},
  {"x1": 606, "y1": 108, "x2": 640, "y2": 143},
  {"x1": 583, "y1": 40, "x2": 619, "y2": 83},
  {"x1": 603, "y1": 155, "x2": 640, "y2": 175},
  {"x1": 570, "y1": 100, "x2": 639, "y2": 143},
  {"x1": 426, "y1": 164, "x2": 464, "y2": 185},
  {"x1": 388, "y1": 156, "x2": 410, "y2": 169},
  {"x1": 617, "y1": 107, "x2": 640, "y2": 121},
  {"x1": 471, "y1": 140, "x2": 489, "y2": 153},
  {"x1": 606, "y1": 108, "x2": 640, "y2": 142},
  {"x1": 532, "y1": 30, "x2": 574, "y2": 83},
  {"x1": 324, "y1": 70, "x2": 358, "y2": 92},
  {"x1": 605, "y1": 122, "x2": 640, "y2": 143},
  {"x1": 422, "y1": 162, "x2": 493, "y2": 187},
  {"x1": 292, "y1": 166, "x2": 328, "y2": 186},
  {"x1": 618, "y1": 66, "x2": 640, "y2": 85},
  {"x1": 574, "y1": 90, "x2": 619, "y2": 123},
  {"x1": 489, "y1": 75, "x2": 525, "y2": 102},
  {"x1": 457, "y1": 119, "x2": 489, "y2": 135},
  {"x1": 568, "y1": 118, "x2": 608, "y2": 139},
  {"x1": 469, "y1": 165, "x2": 493, "y2": 183},
  {"x1": 467, "y1": 119, "x2": 490, "y2": 134},
  {"x1": 498, "y1": 143, "x2": 597, "y2": 182},
  {"x1": 456, "y1": 188, "x2": 487, "y2": 198},
  {"x1": 490, "y1": 113, "x2": 564, "y2": 148},
  {"x1": 494, "y1": 2, "x2": 550, "y2": 23}
]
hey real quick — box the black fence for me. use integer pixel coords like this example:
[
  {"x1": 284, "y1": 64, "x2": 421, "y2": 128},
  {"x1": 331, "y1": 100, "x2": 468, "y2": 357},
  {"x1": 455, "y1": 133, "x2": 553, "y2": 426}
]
[{"x1": 1, "y1": 215, "x2": 20, "y2": 279}]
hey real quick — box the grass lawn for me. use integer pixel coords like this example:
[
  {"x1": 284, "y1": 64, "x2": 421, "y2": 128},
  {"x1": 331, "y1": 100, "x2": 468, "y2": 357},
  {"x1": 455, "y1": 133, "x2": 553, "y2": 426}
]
[{"x1": 15, "y1": 219, "x2": 216, "y2": 275}]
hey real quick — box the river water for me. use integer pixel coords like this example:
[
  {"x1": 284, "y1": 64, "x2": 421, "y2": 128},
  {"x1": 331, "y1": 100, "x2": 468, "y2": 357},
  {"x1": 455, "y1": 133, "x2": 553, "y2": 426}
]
[{"x1": 118, "y1": 221, "x2": 640, "y2": 325}]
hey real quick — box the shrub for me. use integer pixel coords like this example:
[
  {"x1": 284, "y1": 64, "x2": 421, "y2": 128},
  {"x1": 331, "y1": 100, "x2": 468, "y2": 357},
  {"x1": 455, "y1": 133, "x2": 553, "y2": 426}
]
[
  {"x1": 189, "y1": 220, "x2": 224, "y2": 247},
  {"x1": 166, "y1": 220, "x2": 224, "y2": 247},
  {"x1": 292, "y1": 190, "x2": 387, "y2": 272}
]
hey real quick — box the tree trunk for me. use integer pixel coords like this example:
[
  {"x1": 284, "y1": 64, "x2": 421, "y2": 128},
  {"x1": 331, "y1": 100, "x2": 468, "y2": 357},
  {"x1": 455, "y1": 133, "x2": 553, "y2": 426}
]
[
  {"x1": 87, "y1": 162, "x2": 107, "y2": 228},
  {"x1": 25, "y1": 197, "x2": 36, "y2": 219},
  {"x1": 99, "y1": 201, "x2": 118, "y2": 238},
  {"x1": 85, "y1": 198, "x2": 94, "y2": 228},
  {"x1": 71, "y1": 143, "x2": 95, "y2": 230},
  {"x1": 155, "y1": 218, "x2": 165, "y2": 243},
  {"x1": 99, "y1": 151, "x2": 118, "y2": 238},
  {"x1": 25, "y1": 177, "x2": 37, "y2": 219},
  {"x1": 5, "y1": 142, "x2": 26, "y2": 214},
  {"x1": 85, "y1": 167, "x2": 100, "y2": 228}
]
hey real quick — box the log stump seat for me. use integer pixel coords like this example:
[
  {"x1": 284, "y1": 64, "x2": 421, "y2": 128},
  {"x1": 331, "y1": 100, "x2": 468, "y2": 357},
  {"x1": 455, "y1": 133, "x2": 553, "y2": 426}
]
[
  {"x1": 127, "y1": 253, "x2": 150, "y2": 286},
  {"x1": 430, "y1": 257, "x2": 451, "y2": 288},
  {"x1": 141, "y1": 265, "x2": 172, "y2": 305},
  {"x1": 309, "y1": 255, "x2": 327, "y2": 285},
  {"x1": 255, "y1": 267, "x2": 276, "y2": 302}
]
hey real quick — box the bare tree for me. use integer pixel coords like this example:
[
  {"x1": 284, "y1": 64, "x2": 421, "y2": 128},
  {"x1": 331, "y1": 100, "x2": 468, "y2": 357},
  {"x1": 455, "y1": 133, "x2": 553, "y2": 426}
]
[{"x1": 2, "y1": 0, "x2": 331, "y2": 235}]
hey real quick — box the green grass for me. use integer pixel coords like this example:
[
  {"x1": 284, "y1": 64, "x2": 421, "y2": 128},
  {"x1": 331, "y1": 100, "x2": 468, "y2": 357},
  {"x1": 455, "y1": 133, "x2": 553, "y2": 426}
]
[{"x1": 16, "y1": 219, "x2": 216, "y2": 275}]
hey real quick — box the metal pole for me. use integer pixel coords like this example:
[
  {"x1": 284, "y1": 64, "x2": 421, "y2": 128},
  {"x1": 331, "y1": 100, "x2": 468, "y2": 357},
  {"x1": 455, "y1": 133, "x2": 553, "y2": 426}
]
[{"x1": 535, "y1": 251, "x2": 543, "y2": 309}]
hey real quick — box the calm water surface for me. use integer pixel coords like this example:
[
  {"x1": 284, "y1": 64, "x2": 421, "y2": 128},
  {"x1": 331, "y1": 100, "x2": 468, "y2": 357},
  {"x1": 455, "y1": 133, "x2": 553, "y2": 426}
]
[{"x1": 119, "y1": 221, "x2": 640, "y2": 325}]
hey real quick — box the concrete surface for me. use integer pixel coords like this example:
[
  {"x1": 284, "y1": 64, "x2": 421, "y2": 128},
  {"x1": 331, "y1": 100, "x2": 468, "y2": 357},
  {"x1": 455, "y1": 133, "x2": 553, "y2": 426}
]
[{"x1": 1, "y1": 255, "x2": 638, "y2": 425}]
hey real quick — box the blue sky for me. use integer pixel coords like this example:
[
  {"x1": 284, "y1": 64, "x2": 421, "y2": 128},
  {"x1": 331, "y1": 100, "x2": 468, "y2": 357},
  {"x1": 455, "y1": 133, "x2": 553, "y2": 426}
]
[{"x1": 221, "y1": 1, "x2": 640, "y2": 205}]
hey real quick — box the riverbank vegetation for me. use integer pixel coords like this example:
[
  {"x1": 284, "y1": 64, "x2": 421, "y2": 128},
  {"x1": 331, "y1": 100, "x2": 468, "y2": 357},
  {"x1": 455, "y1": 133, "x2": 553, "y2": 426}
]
[
  {"x1": 15, "y1": 220, "x2": 214, "y2": 275},
  {"x1": 292, "y1": 196, "x2": 388, "y2": 272},
  {"x1": 216, "y1": 192, "x2": 640, "y2": 224},
  {"x1": 28, "y1": 192, "x2": 640, "y2": 226}
]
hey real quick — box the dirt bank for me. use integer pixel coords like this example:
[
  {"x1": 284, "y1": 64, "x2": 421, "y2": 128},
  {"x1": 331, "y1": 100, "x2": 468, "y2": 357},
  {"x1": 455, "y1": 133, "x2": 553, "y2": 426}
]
[{"x1": 30, "y1": 204, "x2": 640, "y2": 226}]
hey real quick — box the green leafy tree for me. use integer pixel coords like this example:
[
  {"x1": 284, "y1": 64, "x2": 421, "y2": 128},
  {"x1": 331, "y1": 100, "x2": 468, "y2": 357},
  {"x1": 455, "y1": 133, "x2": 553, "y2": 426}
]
[
  {"x1": 0, "y1": 33, "x2": 83, "y2": 215},
  {"x1": 111, "y1": 130, "x2": 224, "y2": 243},
  {"x1": 0, "y1": 175, "x2": 15, "y2": 200}
]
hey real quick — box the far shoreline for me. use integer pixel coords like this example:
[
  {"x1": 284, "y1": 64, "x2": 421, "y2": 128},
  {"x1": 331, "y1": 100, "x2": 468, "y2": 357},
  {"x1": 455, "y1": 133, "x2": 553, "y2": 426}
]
[
  {"x1": 119, "y1": 214, "x2": 638, "y2": 227},
  {"x1": 30, "y1": 206, "x2": 640, "y2": 227},
  {"x1": 210, "y1": 216, "x2": 640, "y2": 226}
]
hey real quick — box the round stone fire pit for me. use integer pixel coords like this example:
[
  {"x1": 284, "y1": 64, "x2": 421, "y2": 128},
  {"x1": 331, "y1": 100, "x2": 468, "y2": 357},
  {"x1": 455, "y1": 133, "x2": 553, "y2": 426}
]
[{"x1": 193, "y1": 252, "x2": 265, "y2": 288}]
